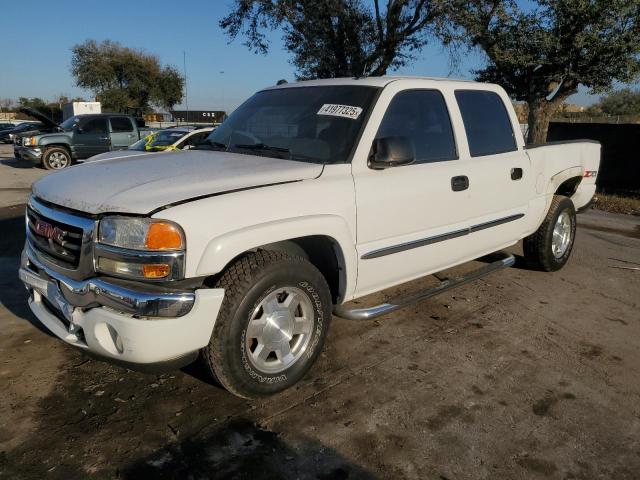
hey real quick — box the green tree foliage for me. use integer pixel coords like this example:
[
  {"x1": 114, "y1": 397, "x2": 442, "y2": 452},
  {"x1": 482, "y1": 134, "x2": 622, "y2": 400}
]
[
  {"x1": 220, "y1": 0, "x2": 441, "y2": 79},
  {"x1": 70, "y1": 40, "x2": 184, "y2": 112},
  {"x1": 597, "y1": 88, "x2": 640, "y2": 116},
  {"x1": 443, "y1": 0, "x2": 640, "y2": 144}
]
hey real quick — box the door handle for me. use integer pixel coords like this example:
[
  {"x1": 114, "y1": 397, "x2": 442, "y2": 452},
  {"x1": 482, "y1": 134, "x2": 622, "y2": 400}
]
[
  {"x1": 511, "y1": 167, "x2": 523, "y2": 180},
  {"x1": 99, "y1": 136, "x2": 109, "y2": 140},
  {"x1": 451, "y1": 175, "x2": 469, "y2": 192}
]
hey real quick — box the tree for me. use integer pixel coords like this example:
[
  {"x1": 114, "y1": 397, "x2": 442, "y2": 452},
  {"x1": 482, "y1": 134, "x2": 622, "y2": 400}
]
[
  {"x1": 596, "y1": 88, "x2": 640, "y2": 116},
  {"x1": 443, "y1": 0, "x2": 640, "y2": 144},
  {"x1": 70, "y1": 39, "x2": 184, "y2": 112},
  {"x1": 220, "y1": 0, "x2": 442, "y2": 79}
]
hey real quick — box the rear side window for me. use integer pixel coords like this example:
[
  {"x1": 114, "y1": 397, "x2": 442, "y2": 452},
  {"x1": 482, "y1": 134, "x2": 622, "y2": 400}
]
[
  {"x1": 455, "y1": 90, "x2": 516, "y2": 157},
  {"x1": 375, "y1": 89, "x2": 457, "y2": 163},
  {"x1": 110, "y1": 117, "x2": 133, "y2": 132}
]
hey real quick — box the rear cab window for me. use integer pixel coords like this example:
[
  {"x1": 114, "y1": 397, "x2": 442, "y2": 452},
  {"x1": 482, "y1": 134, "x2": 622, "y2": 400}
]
[{"x1": 454, "y1": 90, "x2": 516, "y2": 157}]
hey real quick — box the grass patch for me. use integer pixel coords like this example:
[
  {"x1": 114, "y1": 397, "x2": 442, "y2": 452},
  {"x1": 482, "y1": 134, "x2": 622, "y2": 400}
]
[{"x1": 593, "y1": 193, "x2": 640, "y2": 215}]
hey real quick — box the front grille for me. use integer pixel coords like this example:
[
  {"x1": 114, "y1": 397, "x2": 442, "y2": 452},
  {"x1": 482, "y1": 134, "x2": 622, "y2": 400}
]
[{"x1": 27, "y1": 206, "x2": 84, "y2": 268}]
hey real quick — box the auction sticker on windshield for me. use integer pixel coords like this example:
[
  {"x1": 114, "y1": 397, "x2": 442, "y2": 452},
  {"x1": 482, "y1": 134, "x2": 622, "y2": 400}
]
[{"x1": 317, "y1": 104, "x2": 363, "y2": 120}]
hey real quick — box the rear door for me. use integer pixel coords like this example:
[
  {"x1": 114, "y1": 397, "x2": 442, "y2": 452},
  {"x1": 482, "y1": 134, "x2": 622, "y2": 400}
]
[
  {"x1": 452, "y1": 89, "x2": 532, "y2": 258},
  {"x1": 74, "y1": 117, "x2": 110, "y2": 158},
  {"x1": 109, "y1": 116, "x2": 136, "y2": 150}
]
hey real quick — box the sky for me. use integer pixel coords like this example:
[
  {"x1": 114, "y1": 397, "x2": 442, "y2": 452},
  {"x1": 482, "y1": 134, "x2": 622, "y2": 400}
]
[{"x1": 0, "y1": 0, "x2": 629, "y2": 112}]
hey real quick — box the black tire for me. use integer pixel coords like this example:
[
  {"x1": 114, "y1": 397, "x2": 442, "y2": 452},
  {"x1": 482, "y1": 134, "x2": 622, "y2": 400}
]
[
  {"x1": 523, "y1": 195, "x2": 576, "y2": 272},
  {"x1": 202, "y1": 250, "x2": 332, "y2": 398},
  {"x1": 42, "y1": 147, "x2": 72, "y2": 170}
]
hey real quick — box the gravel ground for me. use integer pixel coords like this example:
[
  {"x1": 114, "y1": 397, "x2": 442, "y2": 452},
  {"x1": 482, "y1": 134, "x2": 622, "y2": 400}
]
[{"x1": 0, "y1": 143, "x2": 639, "y2": 480}]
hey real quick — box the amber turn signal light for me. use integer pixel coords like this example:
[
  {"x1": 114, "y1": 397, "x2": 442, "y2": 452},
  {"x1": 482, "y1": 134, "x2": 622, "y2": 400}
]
[
  {"x1": 142, "y1": 264, "x2": 171, "y2": 279},
  {"x1": 145, "y1": 222, "x2": 184, "y2": 250}
]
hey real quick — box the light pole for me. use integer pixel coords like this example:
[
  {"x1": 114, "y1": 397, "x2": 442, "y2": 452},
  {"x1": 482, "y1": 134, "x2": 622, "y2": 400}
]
[{"x1": 183, "y1": 51, "x2": 189, "y2": 125}]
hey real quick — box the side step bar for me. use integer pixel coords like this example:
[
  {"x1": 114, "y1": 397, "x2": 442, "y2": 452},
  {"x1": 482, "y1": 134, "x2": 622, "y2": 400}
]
[{"x1": 333, "y1": 252, "x2": 515, "y2": 320}]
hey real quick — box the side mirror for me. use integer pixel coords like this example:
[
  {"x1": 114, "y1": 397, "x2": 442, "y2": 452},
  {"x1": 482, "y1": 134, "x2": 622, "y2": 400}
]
[
  {"x1": 74, "y1": 125, "x2": 83, "y2": 134},
  {"x1": 368, "y1": 136, "x2": 415, "y2": 169}
]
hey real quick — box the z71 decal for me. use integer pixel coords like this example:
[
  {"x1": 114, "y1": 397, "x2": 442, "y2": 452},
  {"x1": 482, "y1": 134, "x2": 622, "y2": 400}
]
[{"x1": 317, "y1": 104, "x2": 363, "y2": 120}]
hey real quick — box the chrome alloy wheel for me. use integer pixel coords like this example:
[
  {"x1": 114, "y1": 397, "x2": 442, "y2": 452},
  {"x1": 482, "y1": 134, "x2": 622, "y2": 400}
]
[
  {"x1": 245, "y1": 286, "x2": 314, "y2": 374},
  {"x1": 552, "y1": 210, "x2": 572, "y2": 258},
  {"x1": 48, "y1": 151, "x2": 69, "y2": 169}
]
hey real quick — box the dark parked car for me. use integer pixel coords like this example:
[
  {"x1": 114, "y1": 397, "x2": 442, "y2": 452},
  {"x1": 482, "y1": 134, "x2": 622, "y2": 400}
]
[
  {"x1": 0, "y1": 122, "x2": 14, "y2": 131},
  {"x1": 0, "y1": 122, "x2": 55, "y2": 144}
]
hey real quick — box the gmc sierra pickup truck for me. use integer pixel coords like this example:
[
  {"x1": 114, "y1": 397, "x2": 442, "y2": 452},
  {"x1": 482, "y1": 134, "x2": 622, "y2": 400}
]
[
  {"x1": 14, "y1": 111, "x2": 154, "y2": 170},
  {"x1": 19, "y1": 77, "x2": 599, "y2": 398}
]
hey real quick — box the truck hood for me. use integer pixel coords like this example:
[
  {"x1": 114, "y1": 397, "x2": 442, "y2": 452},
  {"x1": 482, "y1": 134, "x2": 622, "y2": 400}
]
[
  {"x1": 19, "y1": 107, "x2": 59, "y2": 129},
  {"x1": 32, "y1": 150, "x2": 324, "y2": 215}
]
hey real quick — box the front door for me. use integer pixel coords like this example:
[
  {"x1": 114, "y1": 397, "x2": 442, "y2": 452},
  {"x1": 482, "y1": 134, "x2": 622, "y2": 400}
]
[
  {"x1": 109, "y1": 116, "x2": 136, "y2": 150},
  {"x1": 74, "y1": 117, "x2": 110, "y2": 159},
  {"x1": 352, "y1": 88, "x2": 474, "y2": 296}
]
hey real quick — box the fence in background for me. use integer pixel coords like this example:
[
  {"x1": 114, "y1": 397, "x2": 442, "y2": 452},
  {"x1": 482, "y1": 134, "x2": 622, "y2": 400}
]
[{"x1": 547, "y1": 122, "x2": 640, "y2": 195}]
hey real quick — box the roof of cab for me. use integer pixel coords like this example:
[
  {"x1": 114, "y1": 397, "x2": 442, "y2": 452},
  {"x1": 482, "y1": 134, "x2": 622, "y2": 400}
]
[{"x1": 264, "y1": 76, "x2": 477, "y2": 90}]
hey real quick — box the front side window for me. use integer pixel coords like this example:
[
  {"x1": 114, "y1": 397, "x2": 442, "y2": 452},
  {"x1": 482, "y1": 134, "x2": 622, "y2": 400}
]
[
  {"x1": 203, "y1": 86, "x2": 379, "y2": 164},
  {"x1": 375, "y1": 89, "x2": 457, "y2": 163},
  {"x1": 110, "y1": 117, "x2": 133, "y2": 132},
  {"x1": 81, "y1": 118, "x2": 108, "y2": 134},
  {"x1": 455, "y1": 90, "x2": 516, "y2": 157}
]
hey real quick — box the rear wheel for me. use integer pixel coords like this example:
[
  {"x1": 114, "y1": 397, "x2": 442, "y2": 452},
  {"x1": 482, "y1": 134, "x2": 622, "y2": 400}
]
[
  {"x1": 202, "y1": 250, "x2": 332, "y2": 398},
  {"x1": 523, "y1": 195, "x2": 576, "y2": 271},
  {"x1": 42, "y1": 147, "x2": 71, "y2": 170}
]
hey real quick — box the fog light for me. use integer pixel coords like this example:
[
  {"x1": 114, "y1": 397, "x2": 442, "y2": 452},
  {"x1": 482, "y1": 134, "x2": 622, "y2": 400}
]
[{"x1": 97, "y1": 258, "x2": 171, "y2": 279}]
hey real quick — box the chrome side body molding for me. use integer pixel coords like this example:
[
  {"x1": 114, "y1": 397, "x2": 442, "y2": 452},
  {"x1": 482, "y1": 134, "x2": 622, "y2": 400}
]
[{"x1": 361, "y1": 214, "x2": 524, "y2": 260}]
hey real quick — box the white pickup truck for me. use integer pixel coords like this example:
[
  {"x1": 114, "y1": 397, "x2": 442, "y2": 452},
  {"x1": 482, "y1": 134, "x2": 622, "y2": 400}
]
[{"x1": 19, "y1": 77, "x2": 599, "y2": 398}]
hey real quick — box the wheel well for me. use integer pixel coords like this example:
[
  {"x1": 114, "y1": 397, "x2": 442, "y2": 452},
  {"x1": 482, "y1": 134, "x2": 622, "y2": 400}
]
[
  {"x1": 555, "y1": 176, "x2": 582, "y2": 198},
  {"x1": 261, "y1": 236, "x2": 345, "y2": 304},
  {"x1": 204, "y1": 235, "x2": 346, "y2": 304}
]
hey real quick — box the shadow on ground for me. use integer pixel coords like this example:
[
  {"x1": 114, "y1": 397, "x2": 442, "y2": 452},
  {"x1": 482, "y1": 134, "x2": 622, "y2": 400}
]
[
  {"x1": 0, "y1": 158, "x2": 39, "y2": 169},
  {"x1": 0, "y1": 204, "x2": 43, "y2": 329},
  {"x1": 122, "y1": 418, "x2": 374, "y2": 480}
]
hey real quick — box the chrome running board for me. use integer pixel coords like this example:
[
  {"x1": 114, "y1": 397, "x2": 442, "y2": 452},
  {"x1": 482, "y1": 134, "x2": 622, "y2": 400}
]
[{"x1": 333, "y1": 252, "x2": 515, "y2": 320}]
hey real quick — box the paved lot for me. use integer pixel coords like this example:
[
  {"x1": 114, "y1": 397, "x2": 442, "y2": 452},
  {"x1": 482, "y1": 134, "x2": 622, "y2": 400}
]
[{"x1": 0, "y1": 143, "x2": 639, "y2": 479}]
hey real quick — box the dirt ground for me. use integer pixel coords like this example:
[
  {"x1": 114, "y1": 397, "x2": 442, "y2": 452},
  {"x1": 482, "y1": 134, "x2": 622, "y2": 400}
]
[{"x1": 0, "y1": 144, "x2": 639, "y2": 480}]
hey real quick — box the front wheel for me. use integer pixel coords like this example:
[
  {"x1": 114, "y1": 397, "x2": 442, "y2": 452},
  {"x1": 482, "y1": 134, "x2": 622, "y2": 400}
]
[
  {"x1": 523, "y1": 195, "x2": 576, "y2": 271},
  {"x1": 202, "y1": 250, "x2": 332, "y2": 398},
  {"x1": 42, "y1": 147, "x2": 71, "y2": 170}
]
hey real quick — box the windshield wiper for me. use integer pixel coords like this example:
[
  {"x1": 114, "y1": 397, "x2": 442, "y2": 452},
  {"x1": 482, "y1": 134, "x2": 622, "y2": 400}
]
[{"x1": 232, "y1": 143, "x2": 292, "y2": 159}]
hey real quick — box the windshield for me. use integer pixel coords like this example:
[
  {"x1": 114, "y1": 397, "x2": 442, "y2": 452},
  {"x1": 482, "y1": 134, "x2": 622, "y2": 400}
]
[
  {"x1": 59, "y1": 116, "x2": 80, "y2": 131},
  {"x1": 129, "y1": 130, "x2": 188, "y2": 151},
  {"x1": 203, "y1": 85, "x2": 379, "y2": 164}
]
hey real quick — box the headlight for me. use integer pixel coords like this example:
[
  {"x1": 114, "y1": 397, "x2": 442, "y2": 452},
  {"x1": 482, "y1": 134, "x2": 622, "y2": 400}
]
[
  {"x1": 23, "y1": 136, "x2": 37, "y2": 146},
  {"x1": 99, "y1": 217, "x2": 184, "y2": 251},
  {"x1": 96, "y1": 217, "x2": 185, "y2": 281}
]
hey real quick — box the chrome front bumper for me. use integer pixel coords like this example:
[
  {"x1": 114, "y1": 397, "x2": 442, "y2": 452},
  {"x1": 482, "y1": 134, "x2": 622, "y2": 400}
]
[
  {"x1": 20, "y1": 244, "x2": 195, "y2": 319},
  {"x1": 19, "y1": 244, "x2": 225, "y2": 365}
]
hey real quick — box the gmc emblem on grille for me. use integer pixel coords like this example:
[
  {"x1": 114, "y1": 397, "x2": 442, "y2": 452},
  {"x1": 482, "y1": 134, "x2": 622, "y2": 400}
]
[{"x1": 34, "y1": 219, "x2": 66, "y2": 244}]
